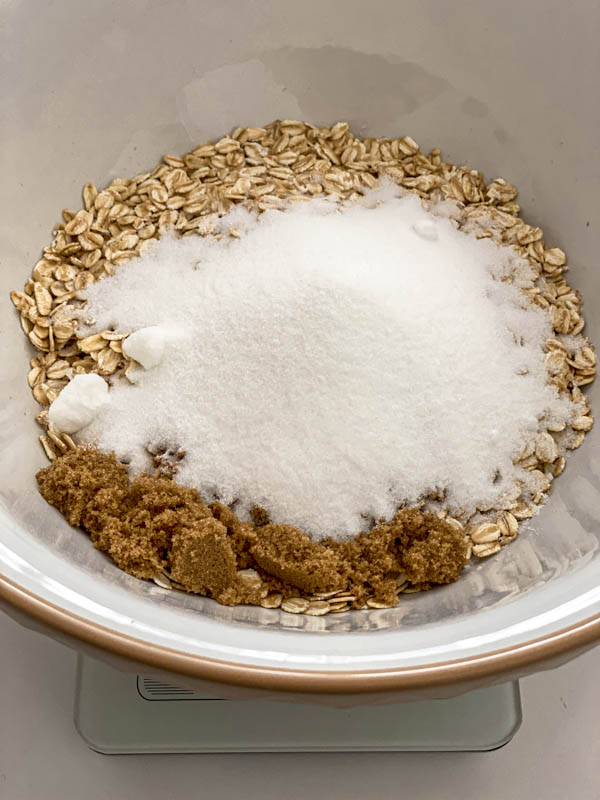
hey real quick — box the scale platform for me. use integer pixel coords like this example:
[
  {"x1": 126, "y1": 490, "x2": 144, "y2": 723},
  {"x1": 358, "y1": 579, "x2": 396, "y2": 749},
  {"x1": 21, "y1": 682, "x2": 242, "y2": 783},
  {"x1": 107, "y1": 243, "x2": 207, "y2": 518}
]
[{"x1": 74, "y1": 655, "x2": 522, "y2": 754}]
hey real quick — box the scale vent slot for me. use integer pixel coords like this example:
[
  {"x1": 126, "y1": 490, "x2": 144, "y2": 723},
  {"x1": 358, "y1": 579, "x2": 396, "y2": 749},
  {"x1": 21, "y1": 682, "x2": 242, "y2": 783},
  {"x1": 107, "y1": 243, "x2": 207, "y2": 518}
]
[{"x1": 137, "y1": 677, "x2": 224, "y2": 701}]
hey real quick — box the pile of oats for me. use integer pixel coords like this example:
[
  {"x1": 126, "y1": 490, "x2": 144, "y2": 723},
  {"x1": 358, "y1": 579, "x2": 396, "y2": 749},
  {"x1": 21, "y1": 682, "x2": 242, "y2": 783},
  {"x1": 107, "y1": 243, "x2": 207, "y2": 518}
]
[{"x1": 11, "y1": 119, "x2": 595, "y2": 614}]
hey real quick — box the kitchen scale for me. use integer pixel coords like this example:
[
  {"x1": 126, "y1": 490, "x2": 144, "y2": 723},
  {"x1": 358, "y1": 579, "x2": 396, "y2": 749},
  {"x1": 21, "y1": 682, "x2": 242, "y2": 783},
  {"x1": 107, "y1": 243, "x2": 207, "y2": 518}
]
[{"x1": 74, "y1": 655, "x2": 522, "y2": 754}]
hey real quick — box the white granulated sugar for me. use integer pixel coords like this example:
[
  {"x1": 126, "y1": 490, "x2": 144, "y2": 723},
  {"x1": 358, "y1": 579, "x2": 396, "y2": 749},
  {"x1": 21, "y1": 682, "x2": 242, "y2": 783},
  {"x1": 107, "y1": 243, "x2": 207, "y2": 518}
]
[
  {"x1": 79, "y1": 191, "x2": 575, "y2": 539},
  {"x1": 412, "y1": 219, "x2": 439, "y2": 241},
  {"x1": 48, "y1": 373, "x2": 109, "y2": 434}
]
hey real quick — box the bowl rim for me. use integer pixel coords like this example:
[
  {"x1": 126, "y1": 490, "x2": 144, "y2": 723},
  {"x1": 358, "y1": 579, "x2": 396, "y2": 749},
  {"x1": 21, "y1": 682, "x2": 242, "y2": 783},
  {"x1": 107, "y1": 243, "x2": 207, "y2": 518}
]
[{"x1": 1, "y1": 573, "x2": 599, "y2": 693}]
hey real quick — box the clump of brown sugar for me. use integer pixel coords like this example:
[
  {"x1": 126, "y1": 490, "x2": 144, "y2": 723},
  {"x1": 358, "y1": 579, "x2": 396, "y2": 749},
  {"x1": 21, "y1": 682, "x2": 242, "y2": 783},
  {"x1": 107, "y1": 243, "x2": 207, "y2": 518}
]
[{"x1": 37, "y1": 446, "x2": 469, "y2": 613}]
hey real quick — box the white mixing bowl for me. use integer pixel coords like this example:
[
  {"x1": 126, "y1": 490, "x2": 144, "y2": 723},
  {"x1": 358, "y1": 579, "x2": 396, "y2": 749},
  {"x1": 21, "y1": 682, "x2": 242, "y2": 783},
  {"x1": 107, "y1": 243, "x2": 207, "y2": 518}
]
[{"x1": 1, "y1": 0, "x2": 599, "y2": 704}]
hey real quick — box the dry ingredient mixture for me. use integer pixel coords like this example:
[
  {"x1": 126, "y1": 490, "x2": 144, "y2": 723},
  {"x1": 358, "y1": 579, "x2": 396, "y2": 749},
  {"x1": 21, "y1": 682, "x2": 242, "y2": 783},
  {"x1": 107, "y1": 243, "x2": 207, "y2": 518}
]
[
  {"x1": 37, "y1": 447, "x2": 467, "y2": 611},
  {"x1": 11, "y1": 120, "x2": 596, "y2": 615},
  {"x1": 72, "y1": 194, "x2": 577, "y2": 536}
]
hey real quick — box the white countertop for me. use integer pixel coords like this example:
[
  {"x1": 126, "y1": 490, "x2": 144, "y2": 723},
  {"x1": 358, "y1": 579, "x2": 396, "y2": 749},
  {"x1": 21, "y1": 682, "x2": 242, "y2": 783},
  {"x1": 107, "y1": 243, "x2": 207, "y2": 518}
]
[{"x1": 1, "y1": 611, "x2": 598, "y2": 800}]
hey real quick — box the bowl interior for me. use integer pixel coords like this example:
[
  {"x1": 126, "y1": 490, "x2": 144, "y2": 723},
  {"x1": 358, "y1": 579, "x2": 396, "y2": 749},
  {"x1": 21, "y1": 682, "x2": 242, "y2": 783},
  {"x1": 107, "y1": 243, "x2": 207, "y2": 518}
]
[{"x1": 1, "y1": 0, "x2": 599, "y2": 674}]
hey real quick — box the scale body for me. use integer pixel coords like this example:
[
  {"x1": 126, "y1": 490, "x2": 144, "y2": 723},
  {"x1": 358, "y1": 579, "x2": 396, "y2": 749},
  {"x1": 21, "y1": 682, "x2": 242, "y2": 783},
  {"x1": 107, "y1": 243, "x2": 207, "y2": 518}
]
[{"x1": 75, "y1": 656, "x2": 522, "y2": 754}]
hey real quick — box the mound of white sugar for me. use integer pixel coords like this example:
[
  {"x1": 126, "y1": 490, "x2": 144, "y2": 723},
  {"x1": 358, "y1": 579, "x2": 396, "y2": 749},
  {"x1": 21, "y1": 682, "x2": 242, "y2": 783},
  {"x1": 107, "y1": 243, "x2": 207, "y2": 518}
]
[{"x1": 79, "y1": 189, "x2": 576, "y2": 538}]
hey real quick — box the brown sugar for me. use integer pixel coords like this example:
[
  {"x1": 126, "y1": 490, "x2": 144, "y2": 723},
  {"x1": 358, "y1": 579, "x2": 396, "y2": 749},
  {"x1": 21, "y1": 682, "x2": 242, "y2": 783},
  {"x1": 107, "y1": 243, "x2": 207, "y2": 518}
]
[
  {"x1": 250, "y1": 524, "x2": 348, "y2": 595},
  {"x1": 37, "y1": 446, "x2": 469, "y2": 611},
  {"x1": 170, "y1": 518, "x2": 235, "y2": 593}
]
